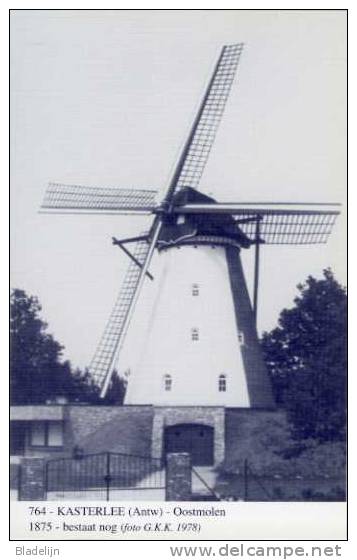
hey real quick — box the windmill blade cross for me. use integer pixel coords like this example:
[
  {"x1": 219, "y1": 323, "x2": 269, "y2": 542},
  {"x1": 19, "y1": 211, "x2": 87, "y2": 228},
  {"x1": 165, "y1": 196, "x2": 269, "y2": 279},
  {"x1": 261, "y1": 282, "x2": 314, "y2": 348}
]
[{"x1": 39, "y1": 43, "x2": 343, "y2": 405}]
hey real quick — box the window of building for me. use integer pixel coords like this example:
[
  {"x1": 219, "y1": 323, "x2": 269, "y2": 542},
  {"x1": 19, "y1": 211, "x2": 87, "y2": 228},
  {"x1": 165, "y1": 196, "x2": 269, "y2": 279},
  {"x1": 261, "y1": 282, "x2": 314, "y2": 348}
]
[
  {"x1": 238, "y1": 331, "x2": 245, "y2": 345},
  {"x1": 31, "y1": 422, "x2": 45, "y2": 446},
  {"x1": 191, "y1": 328, "x2": 199, "y2": 341},
  {"x1": 48, "y1": 422, "x2": 64, "y2": 446},
  {"x1": 10, "y1": 422, "x2": 26, "y2": 456},
  {"x1": 177, "y1": 215, "x2": 186, "y2": 225},
  {"x1": 218, "y1": 374, "x2": 227, "y2": 392},
  {"x1": 30, "y1": 421, "x2": 63, "y2": 448},
  {"x1": 164, "y1": 374, "x2": 172, "y2": 391},
  {"x1": 192, "y1": 283, "x2": 199, "y2": 296}
]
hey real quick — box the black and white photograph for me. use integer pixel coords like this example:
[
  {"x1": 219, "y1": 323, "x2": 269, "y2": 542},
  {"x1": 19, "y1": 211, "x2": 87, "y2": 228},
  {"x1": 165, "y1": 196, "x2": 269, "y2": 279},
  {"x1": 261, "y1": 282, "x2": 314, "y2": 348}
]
[{"x1": 9, "y1": 9, "x2": 347, "y2": 540}]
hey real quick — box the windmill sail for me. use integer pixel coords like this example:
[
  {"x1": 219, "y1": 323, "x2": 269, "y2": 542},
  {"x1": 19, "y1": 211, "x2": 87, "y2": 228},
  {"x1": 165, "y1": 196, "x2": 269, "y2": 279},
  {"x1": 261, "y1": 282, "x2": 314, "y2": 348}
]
[
  {"x1": 164, "y1": 44, "x2": 244, "y2": 202},
  {"x1": 89, "y1": 236, "x2": 151, "y2": 389},
  {"x1": 41, "y1": 183, "x2": 158, "y2": 214},
  {"x1": 237, "y1": 209, "x2": 339, "y2": 245},
  {"x1": 172, "y1": 203, "x2": 340, "y2": 245}
]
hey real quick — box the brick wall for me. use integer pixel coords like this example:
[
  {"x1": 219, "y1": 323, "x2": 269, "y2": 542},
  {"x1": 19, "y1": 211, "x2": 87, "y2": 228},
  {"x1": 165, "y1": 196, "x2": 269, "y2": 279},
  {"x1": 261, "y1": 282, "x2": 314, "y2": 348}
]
[
  {"x1": 10, "y1": 463, "x2": 20, "y2": 489},
  {"x1": 65, "y1": 405, "x2": 154, "y2": 456},
  {"x1": 166, "y1": 453, "x2": 192, "y2": 501},
  {"x1": 11, "y1": 406, "x2": 154, "y2": 460},
  {"x1": 18, "y1": 458, "x2": 46, "y2": 501}
]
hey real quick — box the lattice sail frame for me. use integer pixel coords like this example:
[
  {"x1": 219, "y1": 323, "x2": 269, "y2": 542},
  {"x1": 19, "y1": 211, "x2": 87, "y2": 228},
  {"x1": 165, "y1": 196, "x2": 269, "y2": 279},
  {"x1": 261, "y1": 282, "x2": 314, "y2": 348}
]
[
  {"x1": 41, "y1": 183, "x2": 158, "y2": 214},
  {"x1": 163, "y1": 44, "x2": 244, "y2": 207},
  {"x1": 89, "y1": 236, "x2": 151, "y2": 386},
  {"x1": 172, "y1": 203, "x2": 340, "y2": 245},
  {"x1": 237, "y1": 210, "x2": 339, "y2": 245},
  {"x1": 175, "y1": 44, "x2": 244, "y2": 192}
]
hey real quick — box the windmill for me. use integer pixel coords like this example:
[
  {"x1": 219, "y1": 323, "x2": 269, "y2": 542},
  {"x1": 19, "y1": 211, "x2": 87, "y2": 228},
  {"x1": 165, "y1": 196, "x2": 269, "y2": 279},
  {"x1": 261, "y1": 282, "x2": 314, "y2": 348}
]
[{"x1": 41, "y1": 44, "x2": 340, "y2": 407}]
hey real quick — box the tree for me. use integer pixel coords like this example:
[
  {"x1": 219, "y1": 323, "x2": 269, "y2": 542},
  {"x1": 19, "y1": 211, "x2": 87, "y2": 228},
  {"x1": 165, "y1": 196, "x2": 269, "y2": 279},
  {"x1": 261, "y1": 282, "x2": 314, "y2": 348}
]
[
  {"x1": 10, "y1": 289, "x2": 99, "y2": 404},
  {"x1": 102, "y1": 370, "x2": 128, "y2": 405},
  {"x1": 261, "y1": 270, "x2": 347, "y2": 443}
]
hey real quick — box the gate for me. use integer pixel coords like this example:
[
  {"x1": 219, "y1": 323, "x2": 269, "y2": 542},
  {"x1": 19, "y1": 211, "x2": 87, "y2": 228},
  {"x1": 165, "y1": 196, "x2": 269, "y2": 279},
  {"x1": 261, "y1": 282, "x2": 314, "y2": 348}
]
[
  {"x1": 46, "y1": 452, "x2": 165, "y2": 501},
  {"x1": 164, "y1": 424, "x2": 214, "y2": 466}
]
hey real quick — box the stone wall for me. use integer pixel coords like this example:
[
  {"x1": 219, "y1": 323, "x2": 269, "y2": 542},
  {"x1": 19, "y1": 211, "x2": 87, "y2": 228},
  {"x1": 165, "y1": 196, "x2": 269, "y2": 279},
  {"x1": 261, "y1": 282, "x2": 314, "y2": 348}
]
[
  {"x1": 10, "y1": 463, "x2": 20, "y2": 489},
  {"x1": 152, "y1": 407, "x2": 225, "y2": 465},
  {"x1": 12, "y1": 405, "x2": 227, "y2": 463},
  {"x1": 66, "y1": 405, "x2": 154, "y2": 456},
  {"x1": 12, "y1": 406, "x2": 288, "y2": 469},
  {"x1": 11, "y1": 406, "x2": 154, "y2": 460},
  {"x1": 166, "y1": 453, "x2": 192, "y2": 501},
  {"x1": 67, "y1": 405, "x2": 225, "y2": 464}
]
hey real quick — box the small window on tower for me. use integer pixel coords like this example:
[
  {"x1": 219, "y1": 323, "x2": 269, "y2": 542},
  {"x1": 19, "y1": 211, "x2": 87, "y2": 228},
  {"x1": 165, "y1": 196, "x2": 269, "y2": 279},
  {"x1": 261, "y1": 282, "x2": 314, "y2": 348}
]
[
  {"x1": 218, "y1": 374, "x2": 227, "y2": 392},
  {"x1": 164, "y1": 374, "x2": 172, "y2": 391},
  {"x1": 177, "y1": 215, "x2": 186, "y2": 225},
  {"x1": 191, "y1": 328, "x2": 199, "y2": 341},
  {"x1": 192, "y1": 284, "x2": 199, "y2": 296},
  {"x1": 238, "y1": 331, "x2": 245, "y2": 346}
]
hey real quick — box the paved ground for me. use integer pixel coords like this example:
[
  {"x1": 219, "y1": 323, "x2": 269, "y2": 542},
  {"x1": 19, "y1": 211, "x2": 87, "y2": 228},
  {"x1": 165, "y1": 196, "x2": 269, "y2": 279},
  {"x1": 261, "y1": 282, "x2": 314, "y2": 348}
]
[{"x1": 192, "y1": 466, "x2": 218, "y2": 492}]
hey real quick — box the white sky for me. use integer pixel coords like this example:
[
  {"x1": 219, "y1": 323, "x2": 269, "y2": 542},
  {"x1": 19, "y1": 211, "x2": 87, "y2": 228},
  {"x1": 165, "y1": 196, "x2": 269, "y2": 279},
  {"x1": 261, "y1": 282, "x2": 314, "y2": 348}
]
[{"x1": 10, "y1": 9, "x2": 346, "y2": 370}]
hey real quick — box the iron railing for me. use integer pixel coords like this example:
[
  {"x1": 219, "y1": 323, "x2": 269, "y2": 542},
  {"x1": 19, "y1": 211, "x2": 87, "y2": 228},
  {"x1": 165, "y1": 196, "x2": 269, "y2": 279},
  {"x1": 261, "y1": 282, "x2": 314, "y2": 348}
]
[{"x1": 45, "y1": 451, "x2": 165, "y2": 501}]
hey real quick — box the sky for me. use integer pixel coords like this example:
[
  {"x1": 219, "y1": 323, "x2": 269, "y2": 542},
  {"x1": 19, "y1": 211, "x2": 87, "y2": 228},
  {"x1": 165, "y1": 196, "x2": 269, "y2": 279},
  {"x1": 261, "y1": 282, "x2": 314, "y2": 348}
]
[{"x1": 10, "y1": 9, "x2": 347, "y2": 371}]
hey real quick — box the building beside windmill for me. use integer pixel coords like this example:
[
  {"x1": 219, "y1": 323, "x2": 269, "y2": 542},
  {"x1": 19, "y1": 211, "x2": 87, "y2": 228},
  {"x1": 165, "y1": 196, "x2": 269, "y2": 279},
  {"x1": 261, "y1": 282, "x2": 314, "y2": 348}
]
[{"x1": 10, "y1": 44, "x2": 340, "y2": 484}]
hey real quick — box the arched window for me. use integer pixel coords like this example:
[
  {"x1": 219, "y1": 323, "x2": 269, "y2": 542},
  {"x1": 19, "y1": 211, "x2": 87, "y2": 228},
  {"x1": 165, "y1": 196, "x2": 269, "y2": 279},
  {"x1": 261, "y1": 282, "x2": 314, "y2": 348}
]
[
  {"x1": 218, "y1": 374, "x2": 227, "y2": 392},
  {"x1": 164, "y1": 374, "x2": 172, "y2": 391},
  {"x1": 192, "y1": 283, "x2": 199, "y2": 296},
  {"x1": 238, "y1": 331, "x2": 245, "y2": 346},
  {"x1": 191, "y1": 327, "x2": 199, "y2": 341}
]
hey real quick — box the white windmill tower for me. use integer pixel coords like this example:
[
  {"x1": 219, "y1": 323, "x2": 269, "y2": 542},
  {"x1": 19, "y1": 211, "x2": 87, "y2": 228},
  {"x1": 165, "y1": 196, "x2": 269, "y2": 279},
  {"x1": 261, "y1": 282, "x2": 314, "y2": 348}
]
[{"x1": 41, "y1": 44, "x2": 340, "y2": 411}]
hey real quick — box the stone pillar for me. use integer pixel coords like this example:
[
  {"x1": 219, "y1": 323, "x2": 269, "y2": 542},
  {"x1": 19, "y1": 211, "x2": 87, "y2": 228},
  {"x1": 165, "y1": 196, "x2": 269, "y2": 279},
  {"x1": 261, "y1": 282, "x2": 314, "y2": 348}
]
[
  {"x1": 214, "y1": 409, "x2": 225, "y2": 465},
  {"x1": 166, "y1": 453, "x2": 192, "y2": 501},
  {"x1": 151, "y1": 410, "x2": 164, "y2": 459},
  {"x1": 19, "y1": 458, "x2": 46, "y2": 501}
]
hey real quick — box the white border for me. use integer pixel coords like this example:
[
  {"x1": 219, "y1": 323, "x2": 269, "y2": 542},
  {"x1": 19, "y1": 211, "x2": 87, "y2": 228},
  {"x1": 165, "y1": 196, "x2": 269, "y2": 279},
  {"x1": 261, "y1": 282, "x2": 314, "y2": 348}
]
[{"x1": 3, "y1": 3, "x2": 352, "y2": 558}]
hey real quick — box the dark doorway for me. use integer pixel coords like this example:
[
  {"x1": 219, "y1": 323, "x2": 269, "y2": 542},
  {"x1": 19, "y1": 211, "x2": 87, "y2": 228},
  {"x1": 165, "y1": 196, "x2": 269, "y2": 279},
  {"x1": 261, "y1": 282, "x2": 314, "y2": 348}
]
[{"x1": 164, "y1": 424, "x2": 214, "y2": 466}]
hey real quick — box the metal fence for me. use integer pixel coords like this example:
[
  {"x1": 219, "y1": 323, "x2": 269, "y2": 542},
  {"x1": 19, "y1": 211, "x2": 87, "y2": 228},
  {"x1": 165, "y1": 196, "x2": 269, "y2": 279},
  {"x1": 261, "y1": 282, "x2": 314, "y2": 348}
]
[
  {"x1": 214, "y1": 460, "x2": 346, "y2": 502},
  {"x1": 45, "y1": 451, "x2": 165, "y2": 501}
]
